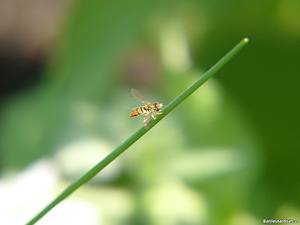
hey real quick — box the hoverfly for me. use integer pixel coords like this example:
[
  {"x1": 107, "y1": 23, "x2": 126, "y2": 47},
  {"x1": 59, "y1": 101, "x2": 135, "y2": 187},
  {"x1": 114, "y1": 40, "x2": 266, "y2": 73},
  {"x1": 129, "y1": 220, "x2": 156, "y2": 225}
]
[{"x1": 129, "y1": 88, "x2": 163, "y2": 129}]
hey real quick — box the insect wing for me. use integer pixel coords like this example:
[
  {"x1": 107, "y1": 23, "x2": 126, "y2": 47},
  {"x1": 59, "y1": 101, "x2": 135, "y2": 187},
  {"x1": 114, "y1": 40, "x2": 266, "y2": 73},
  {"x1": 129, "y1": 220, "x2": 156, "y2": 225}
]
[
  {"x1": 131, "y1": 88, "x2": 150, "y2": 104},
  {"x1": 143, "y1": 112, "x2": 152, "y2": 129}
]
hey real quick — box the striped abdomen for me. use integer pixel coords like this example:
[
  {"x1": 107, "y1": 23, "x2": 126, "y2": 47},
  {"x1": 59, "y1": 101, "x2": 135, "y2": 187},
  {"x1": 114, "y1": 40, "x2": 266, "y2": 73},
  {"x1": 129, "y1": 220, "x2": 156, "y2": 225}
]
[{"x1": 130, "y1": 107, "x2": 146, "y2": 118}]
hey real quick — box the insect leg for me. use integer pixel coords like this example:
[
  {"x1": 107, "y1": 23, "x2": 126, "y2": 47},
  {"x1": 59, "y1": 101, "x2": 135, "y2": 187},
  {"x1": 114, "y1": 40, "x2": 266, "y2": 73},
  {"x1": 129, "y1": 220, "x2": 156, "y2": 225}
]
[
  {"x1": 153, "y1": 111, "x2": 163, "y2": 115},
  {"x1": 151, "y1": 113, "x2": 156, "y2": 120}
]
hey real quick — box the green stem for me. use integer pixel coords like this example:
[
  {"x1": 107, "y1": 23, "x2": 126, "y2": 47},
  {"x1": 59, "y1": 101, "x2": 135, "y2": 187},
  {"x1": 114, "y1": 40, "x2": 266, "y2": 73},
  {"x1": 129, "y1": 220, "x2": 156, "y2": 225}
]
[{"x1": 26, "y1": 37, "x2": 249, "y2": 225}]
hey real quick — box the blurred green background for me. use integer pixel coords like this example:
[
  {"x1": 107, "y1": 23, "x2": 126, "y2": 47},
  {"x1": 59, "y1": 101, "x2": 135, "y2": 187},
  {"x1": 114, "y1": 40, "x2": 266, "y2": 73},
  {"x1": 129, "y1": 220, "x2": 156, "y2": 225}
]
[{"x1": 0, "y1": 0, "x2": 299, "y2": 224}]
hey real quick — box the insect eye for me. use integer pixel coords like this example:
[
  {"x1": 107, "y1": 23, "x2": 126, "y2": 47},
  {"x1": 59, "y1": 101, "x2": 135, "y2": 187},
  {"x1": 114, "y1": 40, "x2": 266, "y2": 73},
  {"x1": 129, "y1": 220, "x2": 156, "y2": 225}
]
[{"x1": 155, "y1": 102, "x2": 162, "y2": 110}]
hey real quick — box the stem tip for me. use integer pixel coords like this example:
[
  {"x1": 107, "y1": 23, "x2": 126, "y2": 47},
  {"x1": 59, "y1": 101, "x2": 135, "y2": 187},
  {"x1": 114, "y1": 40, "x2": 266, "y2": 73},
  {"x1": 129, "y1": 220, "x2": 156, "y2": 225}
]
[{"x1": 243, "y1": 37, "x2": 249, "y2": 42}]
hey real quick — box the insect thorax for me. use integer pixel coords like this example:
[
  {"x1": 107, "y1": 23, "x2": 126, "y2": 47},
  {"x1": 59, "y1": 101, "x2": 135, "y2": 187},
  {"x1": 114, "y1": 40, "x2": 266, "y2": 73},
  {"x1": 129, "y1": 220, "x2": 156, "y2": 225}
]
[{"x1": 143, "y1": 104, "x2": 155, "y2": 112}]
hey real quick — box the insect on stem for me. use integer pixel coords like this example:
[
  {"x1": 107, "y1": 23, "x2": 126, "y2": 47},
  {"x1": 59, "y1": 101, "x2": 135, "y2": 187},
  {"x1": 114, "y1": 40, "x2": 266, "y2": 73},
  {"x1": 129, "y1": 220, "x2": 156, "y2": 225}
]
[{"x1": 129, "y1": 88, "x2": 163, "y2": 129}]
